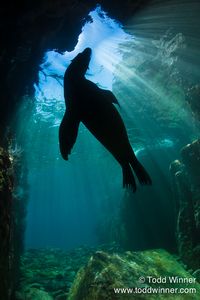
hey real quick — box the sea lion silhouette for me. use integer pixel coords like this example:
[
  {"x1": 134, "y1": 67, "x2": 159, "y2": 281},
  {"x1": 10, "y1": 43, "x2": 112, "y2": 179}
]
[{"x1": 59, "y1": 48, "x2": 152, "y2": 191}]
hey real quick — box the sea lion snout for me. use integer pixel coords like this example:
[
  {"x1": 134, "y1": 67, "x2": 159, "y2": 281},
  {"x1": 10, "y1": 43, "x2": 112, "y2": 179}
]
[
  {"x1": 70, "y1": 48, "x2": 92, "y2": 77},
  {"x1": 82, "y1": 47, "x2": 92, "y2": 57}
]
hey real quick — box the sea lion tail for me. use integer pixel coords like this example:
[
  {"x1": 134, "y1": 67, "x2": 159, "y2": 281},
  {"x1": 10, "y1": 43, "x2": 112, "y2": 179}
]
[
  {"x1": 122, "y1": 163, "x2": 136, "y2": 192},
  {"x1": 129, "y1": 153, "x2": 152, "y2": 186}
]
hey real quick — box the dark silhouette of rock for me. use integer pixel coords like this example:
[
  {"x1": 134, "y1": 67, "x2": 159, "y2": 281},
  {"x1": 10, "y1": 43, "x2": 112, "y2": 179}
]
[
  {"x1": 170, "y1": 139, "x2": 200, "y2": 270},
  {"x1": 0, "y1": 147, "x2": 13, "y2": 299},
  {"x1": 186, "y1": 85, "x2": 200, "y2": 120}
]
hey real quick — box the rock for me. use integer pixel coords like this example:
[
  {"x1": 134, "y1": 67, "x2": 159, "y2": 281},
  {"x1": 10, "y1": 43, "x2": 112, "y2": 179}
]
[
  {"x1": 24, "y1": 288, "x2": 53, "y2": 300},
  {"x1": 68, "y1": 249, "x2": 200, "y2": 300},
  {"x1": 170, "y1": 140, "x2": 200, "y2": 270},
  {"x1": 0, "y1": 147, "x2": 14, "y2": 298},
  {"x1": 55, "y1": 293, "x2": 68, "y2": 300},
  {"x1": 29, "y1": 282, "x2": 44, "y2": 289},
  {"x1": 181, "y1": 139, "x2": 200, "y2": 181},
  {"x1": 186, "y1": 85, "x2": 200, "y2": 120},
  {"x1": 193, "y1": 269, "x2": 200, "y2": 283},
  {"x1": 17, "y1": 246, "x2": 111, "y2": 296}
]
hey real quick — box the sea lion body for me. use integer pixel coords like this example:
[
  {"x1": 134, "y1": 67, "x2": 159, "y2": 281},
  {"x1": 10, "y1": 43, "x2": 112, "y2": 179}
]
[{"x1": 59, "y1": 48, "x2": 151, "y2": 191}]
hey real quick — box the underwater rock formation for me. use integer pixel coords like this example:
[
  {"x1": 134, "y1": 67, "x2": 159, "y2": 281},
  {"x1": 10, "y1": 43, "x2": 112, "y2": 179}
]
[
  {"x1": 186, "y1": 85, "x2": 200, "y2": 120},
  {"x1": 0, "y1": 141, "x2": 29, "y2": 299},
  {"x1": 0, "y1": 147, "x2": 14, "y2": 299},
  {"x1": 16, "y1": 245, "x2": 200, "y2": 299},
  {"x1": 16, "y1": 244, "x2": 121, "y2": 299},
  {"x1": 170, "y1": 139, "x2": 200, "y2": 270},
  {"x1": 68, "y1": 249, "x2": 200, "y2": 300},
  {"x1": 9, "y1": 140, "x2": 29, "y2": 296},
  {"x1": 17, "y1": 288, "x2": 53, "y2": 300}
]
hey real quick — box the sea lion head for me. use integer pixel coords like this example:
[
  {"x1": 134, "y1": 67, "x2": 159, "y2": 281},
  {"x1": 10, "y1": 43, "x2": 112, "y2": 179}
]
[{"x1": 71, "y1": 47, "x2": 92, "y2": 77}]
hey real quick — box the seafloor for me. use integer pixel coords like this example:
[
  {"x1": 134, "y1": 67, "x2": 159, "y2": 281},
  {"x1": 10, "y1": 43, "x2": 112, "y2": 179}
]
[
  {"x1": 16, "y1": 243, "x2": 200, "y2": 300},
  {"x1": 16, "y1": 243, "x2": 122, "y2": 299}
]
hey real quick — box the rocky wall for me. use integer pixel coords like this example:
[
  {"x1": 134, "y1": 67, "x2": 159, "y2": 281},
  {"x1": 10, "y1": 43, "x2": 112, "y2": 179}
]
[
  {"x1": 0, "y1": 147, "x2": 14, "y2": 299},
  {"x1": 170, "y1": 139, "x2": 200, "y2": 270},
  {"x1": 0, "y1": 141, "x2": 29, "y2": 299}
]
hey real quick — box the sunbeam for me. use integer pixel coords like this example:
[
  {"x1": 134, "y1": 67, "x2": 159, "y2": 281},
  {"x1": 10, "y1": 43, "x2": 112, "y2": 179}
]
[{"x1": 14, "y1": 2, "x2": 200, "y2": 252}]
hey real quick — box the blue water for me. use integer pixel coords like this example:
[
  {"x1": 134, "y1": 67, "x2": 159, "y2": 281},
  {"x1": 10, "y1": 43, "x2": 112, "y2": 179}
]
[
  {"x1": 25, "y1": 7, "x2": 130, "y2": 249},
  {"x1": 16, "y1": 4, "x2": 200, "y2": 250}
]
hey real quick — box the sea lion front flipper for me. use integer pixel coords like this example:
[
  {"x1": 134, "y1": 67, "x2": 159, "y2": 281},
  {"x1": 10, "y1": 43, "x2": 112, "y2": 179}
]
[
  {"x1": 59, "y1": 111, "x2": 80, "y2": 160},
  {"x1": 100, "y1": 89, "x2": 120, "y2": 107}
]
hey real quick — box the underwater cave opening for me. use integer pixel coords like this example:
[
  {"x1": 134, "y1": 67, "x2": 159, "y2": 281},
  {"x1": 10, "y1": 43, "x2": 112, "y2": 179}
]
[
  {"x1": 23, "y1": 5, "x2": 132, "y2": 250},
  {"x1": 13, "y1": 2, "x2": 200, "y2": 254}
]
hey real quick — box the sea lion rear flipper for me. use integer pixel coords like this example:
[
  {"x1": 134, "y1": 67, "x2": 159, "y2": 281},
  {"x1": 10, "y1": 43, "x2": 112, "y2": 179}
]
[
  {"x1": 122, "y1": 163, "x2": 136, "y2": 192},
  {"x1": 59, "y1": 111, "x2": 80, "y2": 160},
  {"x1": 129, "y1": 151, "x2": 152, "y2": 185}
]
